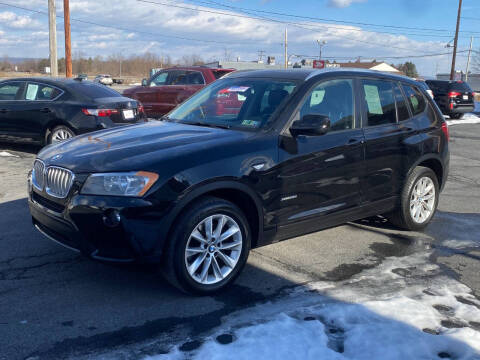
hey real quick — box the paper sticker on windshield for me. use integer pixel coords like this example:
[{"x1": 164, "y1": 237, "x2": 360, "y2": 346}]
[
  {"x1": 227, "y1": 86, "x2": 250, "y2": 93},
  {"x1": 241, "y1": 120, "x2": 260, "y2": 127}
]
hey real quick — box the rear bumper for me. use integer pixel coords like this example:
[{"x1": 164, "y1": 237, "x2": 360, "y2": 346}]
[
  {"x1": 450, "y1": 104, "x2": 475, "y2": 114},
  {"x1": 29, "y1": 190, "x2": 169, "y2": 263}
]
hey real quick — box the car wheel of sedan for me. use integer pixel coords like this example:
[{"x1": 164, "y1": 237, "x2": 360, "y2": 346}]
[
  {"x1": 386, "y1": 166, "x2": 439, "y2": 231},
  {"x1": 163, "y1": 197, "x2": 251, "y2": 294},
  {"x1": 449, "y1": 113, "x2": 464, "y2": 120},
  {"x1": 49, "y1": 125, "x2": 75, "y2": 144}
]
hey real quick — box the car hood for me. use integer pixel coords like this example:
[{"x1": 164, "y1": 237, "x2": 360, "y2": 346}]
[{"x1": 38, "y1": 121, "x2": 253, "y2": 173}]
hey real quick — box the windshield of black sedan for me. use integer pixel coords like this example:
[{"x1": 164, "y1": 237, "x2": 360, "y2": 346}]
[{"x1": 167, "y1": 78, "x2": 297, "y2": 130}]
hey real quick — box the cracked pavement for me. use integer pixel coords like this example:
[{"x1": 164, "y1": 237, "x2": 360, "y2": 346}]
[{"x1": 0, "y1": 124, "x2": 479, "y2": 359}]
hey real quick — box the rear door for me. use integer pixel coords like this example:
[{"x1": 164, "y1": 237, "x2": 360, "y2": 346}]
[
  {"x1": 360, "y1": 78, "x2": 419, "y2": 204},
  {"x1": 0, "y1": 81, "x2": 26, "y2": 140}
]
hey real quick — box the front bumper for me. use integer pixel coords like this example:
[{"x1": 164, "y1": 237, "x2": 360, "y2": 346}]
[{"x1": 29, "y1": 187, "x2": 170, "y2": 263}]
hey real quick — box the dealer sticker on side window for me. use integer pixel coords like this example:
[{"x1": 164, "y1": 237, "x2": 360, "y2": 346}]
[
  {"x1": 227, "y1": 86, "x2": 250, "y2": 92},
  {"x1": 241, "y1": 120, "x2": 260, "y2": 127}
]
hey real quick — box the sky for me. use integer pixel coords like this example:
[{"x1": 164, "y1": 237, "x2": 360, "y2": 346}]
[{"x1": 0, "y1": 0, "x2": 480, "y2": 76}]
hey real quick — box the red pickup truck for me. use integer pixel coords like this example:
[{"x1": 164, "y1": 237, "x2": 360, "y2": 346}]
[{"x1": 123, "y1": 67, "x2": 234, "y2": 118}]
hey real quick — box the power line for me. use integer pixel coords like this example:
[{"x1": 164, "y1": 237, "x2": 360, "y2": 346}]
[
  {"x1": 0, "y1": 1, "x2": 251, "y2": 45},
  {"x1": 186, "y1": 0, "x2": 480, "y2": 36},
  {"x1": 137, "y1": 0, "x2": 478, "y2": 39}
]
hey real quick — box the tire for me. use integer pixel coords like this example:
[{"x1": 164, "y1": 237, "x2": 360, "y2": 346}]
[
  {"x1": 386, "y1": 166, "x2": 439, "y2": 231},
  {"x1": 48, "y1": 125, "x2": 75, "y2": 144},
  {"x1": 162, "y1": 196, "x2": 251, "y2": 294},
  {"x1": 449, "y1": 113, "x2": 464, "y2": 120}
]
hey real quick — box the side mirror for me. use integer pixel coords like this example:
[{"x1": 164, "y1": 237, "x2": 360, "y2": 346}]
[
  {"x1": 290, "y1": 114, "x2": 330, "y2": 137},
  {"x1": 142, "y1": 79, "x2": 148, "y2": 86}
]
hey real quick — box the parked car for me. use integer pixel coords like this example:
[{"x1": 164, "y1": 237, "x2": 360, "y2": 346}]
[
  {"x1": 29, "y1": 69, "x2": 449, "y2": 294},
  {"x1": 425, "y1": 80, "x2": 475, "y2": 119},
  {"x1": 75, "y1": 73, "x2": 88, "y2": 81},
  {"x1": 0, "y1": 78, "x2": 145, "y2": 145},
  {"x1": 94, "y1": 74, "x2": 113, "y2": 86},
  {"x1": 122, "y1": 66, "x2": 234, "y2": 118}
]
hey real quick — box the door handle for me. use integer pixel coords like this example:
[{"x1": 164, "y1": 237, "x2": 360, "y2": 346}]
[
  {"x1": 0, "y1": 109, "x2": 8, "y2": 113},
  {"x1": 347, "y1": 138, "x2": 364, "y2": 145},
  {"x1": 40, "y1": 108, "x2": 52, "y2": 113}
]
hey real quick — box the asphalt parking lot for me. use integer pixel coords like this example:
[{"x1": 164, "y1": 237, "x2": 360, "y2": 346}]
[{"x1": 1, "y1": 121, "x2": 480, "y2": 359}]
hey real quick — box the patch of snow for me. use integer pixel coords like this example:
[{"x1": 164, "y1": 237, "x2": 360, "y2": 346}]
[
  {"x1": 446, "y1": 113, "x2": 480, "y2": 126},
  {"x1": 148, "y1": 251, "x2": 480, "y2": 360},
  {"x1": 0, "y1": 151, "x2": 19, "y2": 157}
]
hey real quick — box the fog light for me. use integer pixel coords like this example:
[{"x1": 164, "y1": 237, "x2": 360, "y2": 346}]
[{"x1": 103, "y1": 209, "x2": 121, "y2": 227}]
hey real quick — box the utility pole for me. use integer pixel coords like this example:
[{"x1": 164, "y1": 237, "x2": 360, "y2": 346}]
[
  {"x1": 64, "y1": 0, "x2": 72, "y2": 78},
  {"x1": 257, "y1": 50, "x2": 266, "y2": 63},
  {"x1": 284, "y1": 28, "x2": 288, "y2": 69},
  {"x1": 450, "y1": 0, "x2": 462, "y2": 80},
  {"x1": 48, "y1": 0, "x2": 58, "y2": 77},
  {"x1": 316, "y1": 40, "x2": 327, "y2": 60},
  {"x1": 466, "y1": 36, "x2": 473, "y2": 82}
]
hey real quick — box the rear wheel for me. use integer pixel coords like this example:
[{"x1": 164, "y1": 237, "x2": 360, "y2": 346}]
[
  {"x1": 449, "y1": 113, "x2": 464, "y2": 120},
  {"x1": 162, "y1": 197, "x2": 251, "y2": 294},
  {"x1": 48, "y1": 125, "x2": 75, "y2": 144},
  {"x1": 386, "y1": 166, "x2": 439, "y2": 231}
]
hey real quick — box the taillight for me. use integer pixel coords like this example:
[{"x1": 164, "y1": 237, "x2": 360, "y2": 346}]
[
  {"x1": 448, "y1": 91, "x2": 461, "y2": 98},
  {"x1": 82, "y1": 108, "x2": 119, "y2": 117},
  {"x1": 441, "y1": 122, "x2": 449, "y2": 142},
  {"x1": 137, "y1": 103, "x2": 145, "y2": 113},
  {"x1": 472, "y1": 92, "x2": 476, "y2": 97}
]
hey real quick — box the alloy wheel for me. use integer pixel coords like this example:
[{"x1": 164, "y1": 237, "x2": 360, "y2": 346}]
[
  {"x1": 51, "y1": 128, "x2": 73, "y2": 143},
  {"x1": 185, "y1": 214, "x2": 242, "y2": 285},
  {"x1": 409, "y1": 176, "x2": 436, "y2": 224}
]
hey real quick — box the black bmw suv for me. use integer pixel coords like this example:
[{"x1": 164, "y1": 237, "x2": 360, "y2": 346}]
[
  {"x1": 28, "y1": 69, "x2": 450, "y2": 294},
  {"x1": 425, "y1": 80, "x2": 475, "y2": 119}
]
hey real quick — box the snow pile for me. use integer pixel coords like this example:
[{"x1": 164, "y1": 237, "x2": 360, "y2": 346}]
[
  {"x1": 0, "y1": 151, "x2": 18, "y2": 157},
  {"x1": 446, "y1": 113, "x2": 480, "y2": 126},
  {"x1": 148, "y1": 252, "x2": 480, "y2": 360}
]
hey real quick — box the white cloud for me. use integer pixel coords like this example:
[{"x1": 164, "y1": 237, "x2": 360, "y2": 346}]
[
  {"x1": 328, "y1": 0, "x2": 366, "y2": 8},
  {"x1": 0, "y1": 11, "x2": 41, "y2": 29},
  {"x1": 0, "y1": 0, "x2": 466, "y2": 75}
]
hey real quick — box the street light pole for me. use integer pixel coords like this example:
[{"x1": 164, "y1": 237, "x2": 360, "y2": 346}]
[
  {"x1": 316, "y1": 40, "x2": 327, "y2": 61},
  {"x1": 450, "y1": 0, "x2": 463, "y2": 80}
]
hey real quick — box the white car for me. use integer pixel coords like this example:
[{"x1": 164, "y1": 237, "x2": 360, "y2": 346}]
[{"x1": 94, "y1": 74, "x2": 113, "y2": 86}]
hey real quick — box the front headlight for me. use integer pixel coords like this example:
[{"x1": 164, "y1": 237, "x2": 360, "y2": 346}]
[{"x1": 81, "y1": 171, "x2": 159, "y2": 197}]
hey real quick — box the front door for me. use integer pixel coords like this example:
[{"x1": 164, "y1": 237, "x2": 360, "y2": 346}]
[{"x1": 275, "y1": 78, "x2": 365, "y2": 239}]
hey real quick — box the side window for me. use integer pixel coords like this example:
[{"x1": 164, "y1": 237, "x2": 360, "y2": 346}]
[
  {"x1": 169, "y1": 71, "x2": 188, "y2": 85},
  {"x1": 25, "y1": 83, "x2": 62, "y2": 101},
  {"x1": 361, "y1": 79, "x2": 396, "y2": 126},
  {"x1": 150, "y1": 72, "x2": 168, "y2": 86},
  {"x1": 402, "y1": 85, "x2": 426, "y2": 116},
  {"x1": 185, "y1": 71, "x2": 205, "y2": 85},
  {"x1": 0, "y1": 82, "x2": 22, "y2": 101},
  {"x1": 393, "y1": 83, "x2": 410, "y2": 122},
  {"x1": 299, "y1": 78, "x2": 354, "y2": 132}
]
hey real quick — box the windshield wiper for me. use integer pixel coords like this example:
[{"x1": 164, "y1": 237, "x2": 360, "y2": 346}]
[{"x1": 184, "y1": 121, "x2": 231, "y2": 130}]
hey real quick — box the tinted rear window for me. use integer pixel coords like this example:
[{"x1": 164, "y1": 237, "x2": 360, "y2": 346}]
[
  {"x1": 212, "y1": 70, "x2": 233, "y2": 79},
  {"x1": 69, "y1": 82, "x2": 121, "y2": 98},
  {"x1": 449, "y1": 82, "x2": 472, "y2": 92}
]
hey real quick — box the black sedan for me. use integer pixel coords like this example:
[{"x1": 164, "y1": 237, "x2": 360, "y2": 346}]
[{"x1": 0, "y1": 78, "x2": 145, "y2": 145}]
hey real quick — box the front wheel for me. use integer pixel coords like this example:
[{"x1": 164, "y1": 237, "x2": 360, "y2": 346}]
[
  {"x1": 162, "y1": 197, "x2": 251, "y2": 294},
  {"x1": 386, "y1": 166, "x2": 439, "y2": 231}
]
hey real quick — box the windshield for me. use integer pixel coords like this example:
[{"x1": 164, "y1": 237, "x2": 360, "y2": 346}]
[{"x1": 167, "y1": 77, "x2": 298, "y2": 130}]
